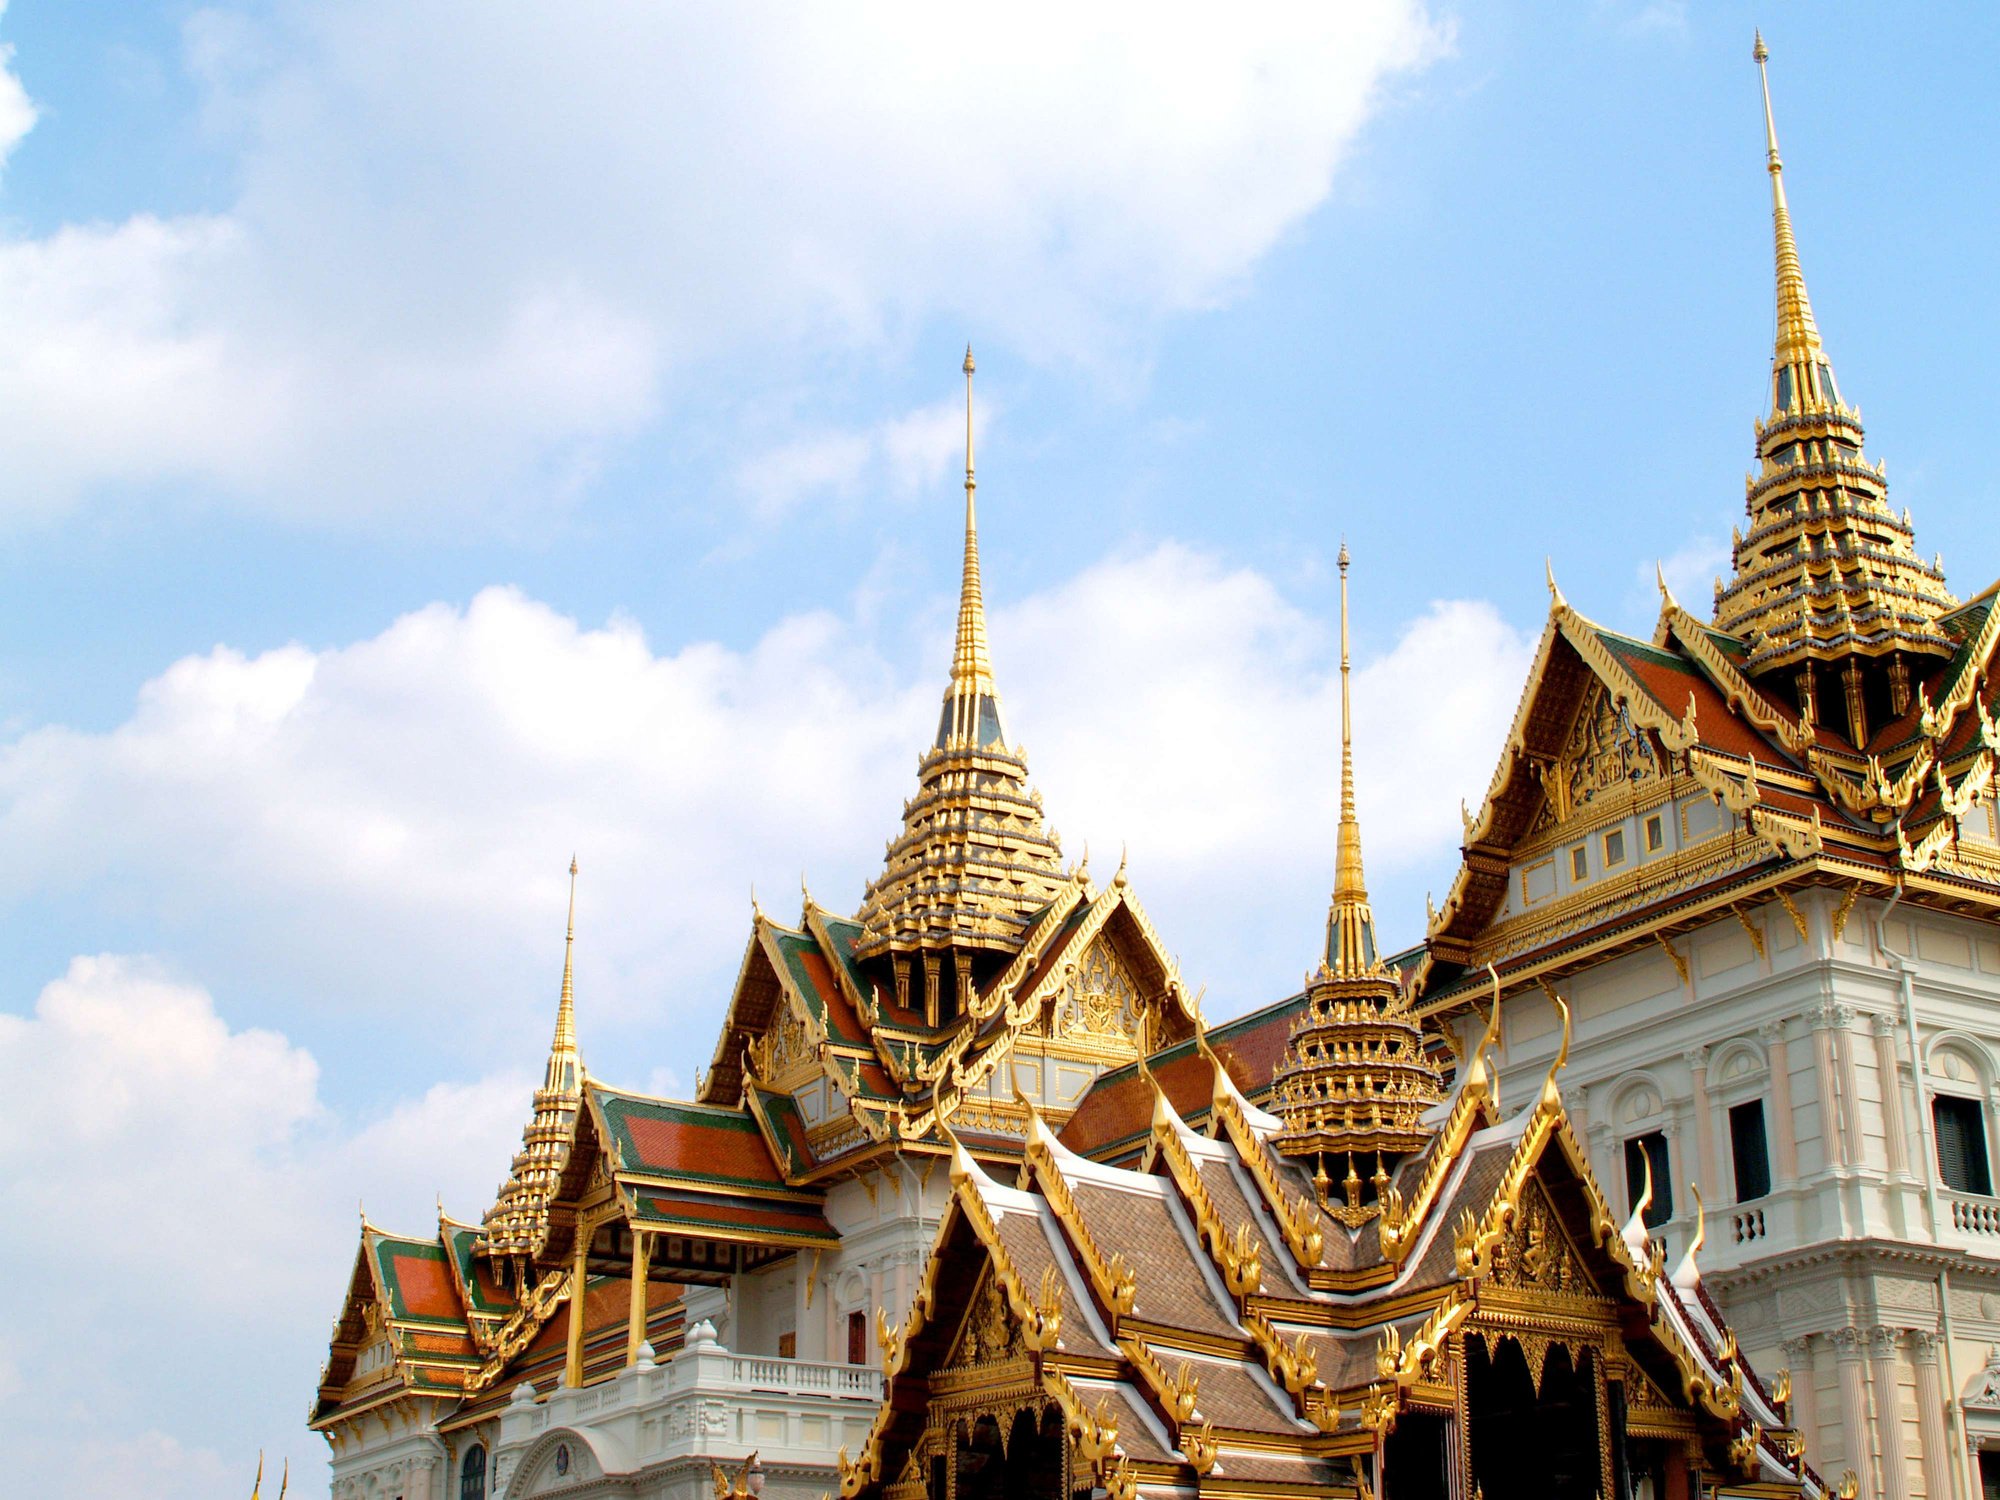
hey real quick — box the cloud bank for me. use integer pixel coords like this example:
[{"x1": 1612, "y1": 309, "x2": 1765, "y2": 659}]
[
  {"x1": 0, "y1": 1, "x2": 1447, "y2": 524},
  {"x1": 0, "y1": 545, "x2": 1532, "y2": 1040}
]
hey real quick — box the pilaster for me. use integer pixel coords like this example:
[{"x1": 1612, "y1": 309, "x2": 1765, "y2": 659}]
[
  {"x1": 1762, "y1": 1020, "x2": 1801, "y2": 1186},
  {"x1": 1868, "y1": 1327, "x2": 1910, "y2": 1500},
  {"x1": 1833, "y1": 1326, "x2": 1876, "y2": 1500},
  {"x1": 1910, "y1": 1331, "x2": 1955, "y2": 1500}
]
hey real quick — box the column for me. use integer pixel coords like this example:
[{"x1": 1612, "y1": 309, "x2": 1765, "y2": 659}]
[
  {"x1": 1870, "y1": 1329, "x2": 1911, "y2": 1500},
  {"x1": 1783, "y1": 1335, "x2": 1819, "y2": 1470},
  {"x1": 1833, "y1": 1328, "x2": 1877, "y2": 1500},
  {"x1": 1686, "y1": 1047, "x2": 1718, "y2": 1200},
  {"x1": 627, "y1": 1229, "x2": 652, "y2": 1367},
  {"x1": 565, "y1": 1232, "x2": 589, "y2": 1388},
  {"x1": 1763, "y1": 1021, "x2": 1800, "y2": 1185},
  {"x1": 1834, "y1": 1007, "x2": 1866, "y2": 1166},
  {"x1": 1812, "y1": 1002, "x2": 1854, "y2": 1172},
  {"x1": 1911, "y1": 1332, "x2": 1955, "y2": 1500},
  {"x1": 1873, "y1": 1014, "x2": 1911, "y2": 1178}
]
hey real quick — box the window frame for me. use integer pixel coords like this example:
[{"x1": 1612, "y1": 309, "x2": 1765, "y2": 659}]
[
  {"x1": 1602, "y1": 826, "x2": 1628, "y2": 870},
  {"x1": 1727, "y1": 1098, "x2": 1772, "y2": 1203},
  {"x1": 1643, "y1": 812, "x2": 1666, "y2": 854},
  {"x1": 1623, "y1": 1130, "x2": 1673, "y2": 1228},
  {"x1": 1934, "y1": 1093, "x2": 1994, "y2": 1197}
]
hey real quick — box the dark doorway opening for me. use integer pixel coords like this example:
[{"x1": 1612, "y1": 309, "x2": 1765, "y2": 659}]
[{"x1": 1467, "y1": 1334, "x2": 1603, "y2": 1500}]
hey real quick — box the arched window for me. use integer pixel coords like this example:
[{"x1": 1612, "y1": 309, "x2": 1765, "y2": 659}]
[{"x1": 460, "y1": 1444, "x2": 487, "y2": 1500}]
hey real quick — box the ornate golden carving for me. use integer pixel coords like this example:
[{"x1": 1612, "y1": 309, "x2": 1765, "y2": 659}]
[{"x1": 1055, "y1": 936, "x2": 1137, "y2": 1040}]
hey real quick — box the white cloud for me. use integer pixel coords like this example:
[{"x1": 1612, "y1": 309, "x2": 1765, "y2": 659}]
[
  {"x1": 735, "y1": 396, "x2": 969, "y2": 521},
  {"x1": 0, "y1": 1, "x2": 1448, "y2": 524},
  {"x1": 1623, "y1": 532, "x2": 1730, "y2": 626},
  {"x1": 0, "y1": 954, "x2": 530, "y2": 1499},
  {"x1": 0, "y1": 3, "x2": 33, "y2": 177},
  {"x1": 0, "y1": 545, "x2": 1531, "y2": 1032}
]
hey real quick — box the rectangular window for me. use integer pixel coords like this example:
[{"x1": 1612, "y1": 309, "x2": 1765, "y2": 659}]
[
  {"x1": 1729, "y1": 1100, "x2": 1771, "y2": 1202},
  {"x1": 1570, "y1": 845, "x2": 1589, "y2": 882},
  {"x1": 1603, "y1": 828, "x2": 1627, "y2": 869},
  {"x1": 777, "y1": 1330, "x2": 797, "y2": 1360},
  {"x1": 1644, "y1": 813, "x2": 1665, "y2": 853},
  {"x1": 847, "y1": 1310, "x2": 868, "y2": 1365},
  {"x1": 1623, "y1": 1131, "x2": 1673, "y2": 1227},
  {"x1": 1935, "y1": 1095, "x2": 1994, "y2": 1196}
]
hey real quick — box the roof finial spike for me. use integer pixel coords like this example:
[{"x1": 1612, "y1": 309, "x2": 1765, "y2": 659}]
[
  {"x1": 546, "y1": 858, "x2": 580, "y2": 1092},
  {"x1": 1324, "y1": 544, "x2": 1377, "y2": 978},
  {"x1": 940, "y1": 345, "x2": 1000, "y2": 749},
  {"x1": 1755, "y1": 32, "x2": 1826, "y2": 408}
]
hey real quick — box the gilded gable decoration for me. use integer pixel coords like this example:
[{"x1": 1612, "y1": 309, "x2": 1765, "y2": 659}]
[{"x1": 1053, "y1": 935, "x2": 1138, "y2": 1041}]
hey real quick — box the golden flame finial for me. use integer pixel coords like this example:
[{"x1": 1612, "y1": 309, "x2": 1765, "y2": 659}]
[{"x1": 1325, "y1": 542, "x2": 1377, "y2": 977}]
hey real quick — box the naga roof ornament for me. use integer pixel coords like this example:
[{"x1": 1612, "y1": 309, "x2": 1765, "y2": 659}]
[
  {"x1": 477, "y1": 857, "x2": 585, "y2": 1276},
  {"x1": 1270, "y1": 546, "x2": 1444, "y2": 1183},
  {"x1": 852, "y1": 350, "x2": 1068, "y2": 989},
  {"x1": 1715, "y1": 35, "x2": 1956, "y2": 739}
]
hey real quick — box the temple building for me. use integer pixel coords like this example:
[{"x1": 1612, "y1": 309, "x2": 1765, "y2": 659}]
[
  {"x1": 1413, "y1": 36, "x2": 2000, "y2": 1500},
  {"x1": 310, "y1": 38, "x2": 1996, "y2": 1500}
]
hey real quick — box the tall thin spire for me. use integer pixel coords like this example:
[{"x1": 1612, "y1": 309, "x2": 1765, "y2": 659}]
[
  {"x1": 855, "y1": 350, "x2": 1066, "y2": 977},
  {"x1": 1325, "y1": 544, "x2": 1378, "y2": 978},
  {"x1": 1714, "y1": 34, "x2": 1956, "y2": 715},
  {"x1": 477, "y1": 857, "x2": 586, "y2": 1274},
  {"x1": 547, "y1": 856, "x2": 579, "y2": 1094},
  {"x1": 1273, "y1": 542, "x2": 1441, "y2": 1186},
  {"x1": 1754, "y1": 30, "x2": 1826, "y2": 397},
  {"x1": 939, "y1": 345, "x2": 1003, "y2": 748}
]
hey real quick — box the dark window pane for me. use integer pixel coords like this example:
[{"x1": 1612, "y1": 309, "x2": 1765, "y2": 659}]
[
  {"x1": 1729, "y1": 1100, "x2": 1771, "y2": 1202},
  {"x1": 461, "y1": 1446, "x2": 487, "y2": 1500},
  {"x1": 1935, "y1": 1096, "x2": 1993, "y2": 1196},
  {"x1": 1623, "y1": 1132, "x2": 1672, "y2": 1227}
]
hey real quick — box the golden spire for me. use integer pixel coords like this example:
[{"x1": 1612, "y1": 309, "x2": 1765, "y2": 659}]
[
  {"x1": 1754, "y1": 30, "x2": 1826, "y2": 401},
  {"x1": 941, "y1": 345, "x2": 1002, "y2": 746},
  {"x1": 1270, "y1": 544, "x2": 1443, "y2": 1183},
  {"x1": 1714, "y1": 34, "x2": 1956, "y2": 708},
  {"x1": 1325, "y1": 543, "x2": 1379, "y2": 978},
  {"x1": 854, "y1": 349, "x2": 1066, "y2": 978},
  {"x1": 546, "y1": 856, "x2": 580, "y2": 1095},
  {"x1": 477, "y1": 857, "x2": 585, "y2": 1273}
]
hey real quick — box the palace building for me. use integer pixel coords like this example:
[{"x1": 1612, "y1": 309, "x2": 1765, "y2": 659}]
[{"x1": 311, "y1": 39, "x2": 1999, "y2": 1500}]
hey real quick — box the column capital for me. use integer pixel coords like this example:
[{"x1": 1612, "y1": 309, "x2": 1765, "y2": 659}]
[
  {"x1": 1867, "y1": 1326, "x2": 1904, "y2": 1357},
  {"x1": 1781, "y1": 1335, "x2": 1816, "y2": 1360},
  {"x1": 1808, "y1": 1000, "x2": 1857, "y2": 1031},
  {"x1": 1829, "y1": 1326, "x2": 1869, "y2": 1359},
  {"x1": 1907, "y1": 1329, "x2": 1942, "y2": 1360},
  {"x1": 1684, "y1": 1045, "x2": 1711, "y2": 1073},
  {"x1": 1870, "y1": 1011, "x2": 1901, "y2": 1036},
  {"x1": 1760, "y1": 1019, "x2": 1790, "y2": 1046}
]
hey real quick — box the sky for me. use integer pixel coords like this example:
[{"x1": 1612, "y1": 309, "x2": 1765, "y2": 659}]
[{"x1": 0, "y1": 2, "x2": 1994, "y2": 1494}]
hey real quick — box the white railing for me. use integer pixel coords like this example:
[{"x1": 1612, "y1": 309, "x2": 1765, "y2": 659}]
[
  {"x1": 1950, "y1": 1194, "x2": 2000, "y2": 1236},
  {"x1": 722, "y1": 1354, "x2": 882, "y2": 1400}
]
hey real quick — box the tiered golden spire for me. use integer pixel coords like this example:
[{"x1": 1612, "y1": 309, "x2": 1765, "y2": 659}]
[
  {"x1": 853, "y1": 352, "x2": 1067, "y2": 1021},
  {"x1": 478, "y1": 858, "x2": 585, "y2": 1279},
  {"x1": 1271, "y1": 549, "x2": 1443, "y2": 1193},
  {"x1": 1714, "y1": 34, "x2": 1955, "y2": 742}
]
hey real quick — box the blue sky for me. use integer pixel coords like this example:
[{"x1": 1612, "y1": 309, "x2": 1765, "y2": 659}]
[{"x1": 0, "y1": 3, "x2": 1993, "y2": 1494}]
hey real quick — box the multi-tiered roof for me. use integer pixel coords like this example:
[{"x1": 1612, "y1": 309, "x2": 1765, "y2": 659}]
[
  {"x1": 852, "y1": 350, "x2": 1070, "y2": 1022},
  {"x1": 1714, "y1": 35, "x2": 1958, "y2": 746}
]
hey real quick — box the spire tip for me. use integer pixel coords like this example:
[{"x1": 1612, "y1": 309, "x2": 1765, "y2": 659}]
[{"x1": 1752, "y1": 29, "x2": 1768, "y2": 65}]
